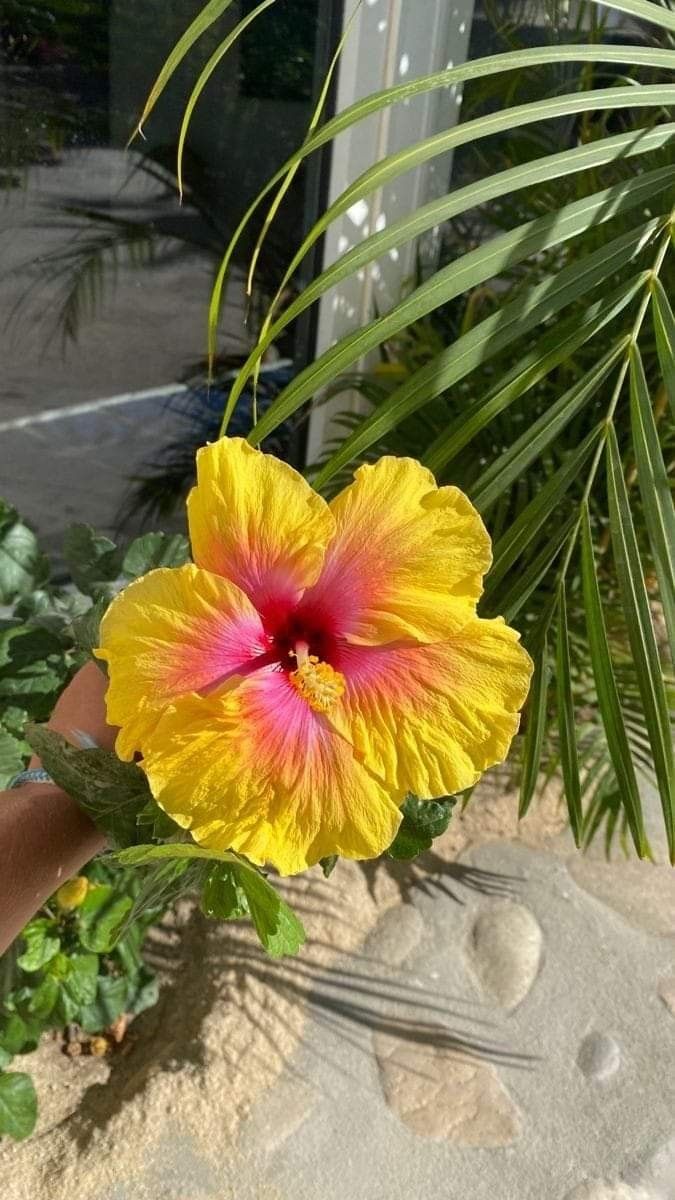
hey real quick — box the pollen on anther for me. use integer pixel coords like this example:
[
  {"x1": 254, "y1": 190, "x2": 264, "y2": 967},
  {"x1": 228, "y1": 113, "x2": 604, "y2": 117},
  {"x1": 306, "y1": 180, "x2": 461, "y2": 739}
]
[{"x1": 290, "y1": 657, "x2": 346, "y2": 713}]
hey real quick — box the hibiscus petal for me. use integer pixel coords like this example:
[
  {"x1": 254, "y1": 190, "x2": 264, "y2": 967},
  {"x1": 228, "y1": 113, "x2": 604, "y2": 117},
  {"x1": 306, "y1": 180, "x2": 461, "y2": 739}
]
[
  {"x1": 140, "y1": 667, "x2": 402, "y2": 876},
  {"x1": 299, "y1": 457, "x2": 492, "y2": 645},
  {"x1": 333, "y1": 617, "x2": 533, "y2": 798},
  {"x1": 187, "y1": 438, "x2": 335, "y2": 619},
  {"x1": 96, "y1": 564, "x2": 267, "y2": 760}
]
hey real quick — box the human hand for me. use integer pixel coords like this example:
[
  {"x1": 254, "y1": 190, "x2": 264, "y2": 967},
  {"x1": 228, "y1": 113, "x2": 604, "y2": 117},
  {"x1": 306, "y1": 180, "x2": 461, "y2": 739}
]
[{"x1": 30, "y1": 661, "x2": 117, "y2": 764}]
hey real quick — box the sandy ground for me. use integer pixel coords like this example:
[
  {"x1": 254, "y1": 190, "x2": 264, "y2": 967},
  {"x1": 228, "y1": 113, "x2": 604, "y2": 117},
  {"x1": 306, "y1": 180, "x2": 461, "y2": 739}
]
[{"x1": 1, "y1": 775, "x2": 568, "y2": 1199}]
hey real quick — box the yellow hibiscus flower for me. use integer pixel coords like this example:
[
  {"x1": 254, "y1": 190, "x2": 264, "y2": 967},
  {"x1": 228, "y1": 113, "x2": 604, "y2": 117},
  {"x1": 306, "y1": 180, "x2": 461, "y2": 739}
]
[{"x1": 96, "y1": 439, "x2": 532, "y2": 875}]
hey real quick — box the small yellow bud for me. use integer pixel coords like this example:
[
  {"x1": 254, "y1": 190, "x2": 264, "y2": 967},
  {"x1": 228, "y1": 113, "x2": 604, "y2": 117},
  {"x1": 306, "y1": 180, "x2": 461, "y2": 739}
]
[
  {"x1": 89, "y1": 1036, "x2": 110, "y2": 1057},
  {"x1": 55, "y1": 876, "x2": 89, "y2": 911}
]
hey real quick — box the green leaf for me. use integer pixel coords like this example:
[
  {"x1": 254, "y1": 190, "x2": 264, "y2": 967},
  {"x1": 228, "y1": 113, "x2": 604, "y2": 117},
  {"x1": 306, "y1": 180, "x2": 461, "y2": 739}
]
[
  {"x1": 127, "y1": 967, "x2": 159, "y2": 1017},
  {"x1": 629, "y1": 345, "x2": 675, "y2": 659},
  {"x1": 486, "y1": 426, "x2": 601, "y2": 597},
  {"x1": 27, "y1": 976, "x2": 59, "y2": 1021},
  {"x1": 136, "y1": 797, "x2": 182, "y2": 841},
  {"x1": 472, "y1": 341, "x2": 626, "y2": 514},
  {"x1": 115, "y1": 842, "x2": 240, "y2": 867},
  {"x1": 427, "y1": 278, "x2": 642, "y2": 475},
  {"x1": 176, "y1": 0, "x2": 277, "y2": 199},
  {"x1": 0, "y1": 726, "x2": 26, "y2": 789},
  {"x1": 56, "y1": 954, "x2": 99, "y2": 1023},
  {"x1": 606, "y1": 424, "x2": 675, "y2": 862},
  {"x1": 62, "y1": 524, "x2": 122, "y2": 601},
  {"x1": 0, "y1": 1072, "x2": 37, "y2": 1141},
  {"x1": 597, "y1": 0, "x2": 675, "y2": 33},
  {"x1": 0, "y1": 1048, "x2": 12, "y2": 1070},
  {"x1": 387, "y1": 795, "x2": 456, "y2": 861},
  {"x1": 555, "y1": 584, "x2": 583, "y2": 847},
  {"x1": 201, "y1": 865, "x2": 249, "y2": 920},
  {"x1": 26, "y1": 726, "x2": 151, "y2": 849},
  {"x1": 320, "y1": 855, "x2": 338, "y2": 879},
  {"x1": 79, "y1": 975, "x2": 129, "y2": 1035},
  {"x1": 228, "y1": 125, "x2": 675, "y2": 410},
  {"x1": 132, "y1": 0, "x2": 238, "y2": 139},
  {"x1": 581, "y1": 504, "x2": 648, "y2": 858},
  {"x1": 0, "y1": 502, "x2": 48, "y2": 603},
  {"x1": 234, "y1": 867, "x2": 306, "y2": 959},
  {"x1": 122, "y1": 533, "x2": 190, "y2": 579},
  {"x1": 77, "y1": 885, "x2": 134, "y2": 953},
  {"x1": 118, "y1": 845, "x2": 305, "y2": 957},
  {"x1": 252, "y1": 166, "x2": 672, "y2": 448},
  {"x1": 312, "y1": 219, "x2": 659, "y2": 486},
  {"x1": 519, "y1": 637, "x2": 550, "y2": 820},
  {"x1": 651, "y1": 277, "x2": 675, "y2": 422},
  {"x1": 17, "y1": 920, "x2": 60, "y2": 973},
  {"x1": 495, "y1": 513, "x2": 577, "y2": 623},
  {"x1": 0, "y1": 1013, "x2": 39, "y2": 1056},
  {"x1": 70, "y1": 596, "x2": 109, "y2": 666},
  {"x1": 112, "y1": 859, "x2": 196, "y2": 946}
]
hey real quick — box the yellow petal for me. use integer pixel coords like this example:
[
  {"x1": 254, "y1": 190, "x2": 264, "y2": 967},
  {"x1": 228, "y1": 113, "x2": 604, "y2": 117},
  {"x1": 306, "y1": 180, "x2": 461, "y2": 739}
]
[
  {"x1": 96, "y1": 564, "x2": 266, "y2": 760},
  {"x1": 300, "y1": 456, "x2": 492, "y2": 645},
  {"x1": 141, "y1": 667, "x2": 401, "y2": 876},
  {"x1": 187, "y1": 438, "x2": 335, "y2": 618},
  {"x1": 334, "y1": 617, "x2": 533, "y2": 798}
]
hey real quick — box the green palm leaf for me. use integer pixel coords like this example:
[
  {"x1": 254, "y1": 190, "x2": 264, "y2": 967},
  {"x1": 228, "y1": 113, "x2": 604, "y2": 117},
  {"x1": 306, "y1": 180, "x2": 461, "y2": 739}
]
[{"x1": 607, "y1": 424, "x2": 675, "y2": 861}]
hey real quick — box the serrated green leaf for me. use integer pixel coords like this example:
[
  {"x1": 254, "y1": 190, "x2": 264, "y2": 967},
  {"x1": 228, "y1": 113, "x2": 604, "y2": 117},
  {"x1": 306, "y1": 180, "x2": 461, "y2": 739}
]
[
  {"x1": 320, "y1": 855, "x2": 338, "y2": 879},
  {"x1": 556, "y1": 584, "x2": 582, "y2": 846},
  {"x1": 122, "y1": 533, "x2": 190, "y2": 580},
  {"x1": 629, "y1": 344, "x2": 675, "y2": 659},
  {"x1": 0, "y1": 1072, "x2": 37, "y2": 1141},
  {"x1": 581, "y1": 504, "x2": 647, "y2": 857},
  {"x1": 201, "y1": 865, "x2": 249, "y2": 920},
  {"x1": 387, "y1": 795, "x2": 456, "y2": 861},
  {"x1": 115, "y1": 842, "x2": 239, "y2": 867},
  {"x1": 26, "y1": 727, "x2": 151, "y2": 849},
  {"x1": 117, "y1": 844, "x2": 305, "y2": 956},
  {"x1": 234, "y1": 867, "x2": 306, "y2": 959},
  {"x1": 136, "y1": 798, "x2": 182, "y2": 841},
  {"x1": 606, "y1": 424, "x2": 675, "y2": 861},
  {"x1": 17, "y1": 920, "x2": 60, "y2": 973}
]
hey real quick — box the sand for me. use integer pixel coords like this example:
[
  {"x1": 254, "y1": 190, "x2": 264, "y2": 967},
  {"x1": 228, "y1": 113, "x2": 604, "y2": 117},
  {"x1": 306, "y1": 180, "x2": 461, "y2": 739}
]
[{"x1": 1, "y1": 774, "x2": 565, "y2": 1200}]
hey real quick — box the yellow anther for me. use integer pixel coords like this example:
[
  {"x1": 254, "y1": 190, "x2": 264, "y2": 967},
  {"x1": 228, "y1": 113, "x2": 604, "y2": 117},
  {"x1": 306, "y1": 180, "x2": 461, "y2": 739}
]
[{"x1": 290, "y1": 655, "x2": 346, "y2": 713}]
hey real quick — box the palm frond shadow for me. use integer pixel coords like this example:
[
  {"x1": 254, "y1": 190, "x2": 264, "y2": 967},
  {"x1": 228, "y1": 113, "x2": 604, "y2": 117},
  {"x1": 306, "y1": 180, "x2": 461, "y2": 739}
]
[
  {"x1": 67, "y1": 882, "x2": 535, "y2": 1149},
  {"x1": 358, "y1": 852, "x2": 523, "y2": 907}
]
